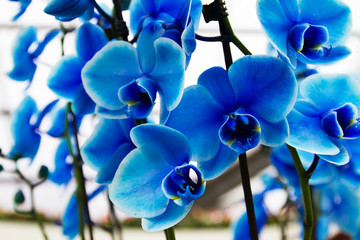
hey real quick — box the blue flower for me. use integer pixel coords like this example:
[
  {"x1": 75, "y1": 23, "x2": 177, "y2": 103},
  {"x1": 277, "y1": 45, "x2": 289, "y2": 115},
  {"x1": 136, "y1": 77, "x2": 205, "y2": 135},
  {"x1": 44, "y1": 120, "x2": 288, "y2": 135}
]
[
  {"x1": 44, "y1": 0, "x2": 94, "y2": 21},
  {"x1": 109, "y1": 124, "x2": 206, "y2": 232},
  {"x1": 48, "y1": 23, "x2": 107, "y2": 116},
  {"x1": 62, "y1": 186, "x2": 106, "y2": 239},
  {"x1": 166, "y1": 55, "x2": 297, "y2": 179},
  {"x1": 257, "y1": 0, "x2": 352, "y2": 67},
  {"x1": 81, "y1": 118, "x2": 135, "y2": 184},
  {"x1": 49, "y1": 140, "x2": 72, "y2": 185},
  {"x1": 287, "y1": 74, "x2": 360, "y2": 165},
  {"x1": 130, "y1": 0, "x2": 202, "y2": 64},
  {"x1": 8, "y1": 96, "x2": 40, "y2": 160},
  {"x1": 8, "y1": 97, "x2": 58, "y2": 161},
  {"x1": 82, "y1": 37, "x2": 185, "y2": 120},
  {"x1": 8, "y1": 26, "x2": 59, "y2": 84},
  {"x1": 10, "y1": 0, "x2": 31, "y2": 21}
]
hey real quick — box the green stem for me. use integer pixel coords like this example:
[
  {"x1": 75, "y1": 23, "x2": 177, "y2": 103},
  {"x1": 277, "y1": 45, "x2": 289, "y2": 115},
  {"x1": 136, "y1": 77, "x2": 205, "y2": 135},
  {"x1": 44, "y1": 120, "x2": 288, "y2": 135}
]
[
  {"x1": 164, "y1": 227, "x2": 176, "y2": 240},
  {"x1": 30, "y1": 185, "x2": 49, "y2": 240},
  {"x1": 14, "y1": 163, "x2": 48, "y2": 240},
  {"x1": 286, "y1": 144, "x2": 313, "y2": 240},
  {"x1": 64, "y1": 103, "x2": 86, "y2": 240}
]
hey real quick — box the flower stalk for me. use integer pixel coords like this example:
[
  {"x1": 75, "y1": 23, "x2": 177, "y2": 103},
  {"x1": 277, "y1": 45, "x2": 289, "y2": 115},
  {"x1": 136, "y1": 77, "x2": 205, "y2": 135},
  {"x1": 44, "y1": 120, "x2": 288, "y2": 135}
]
[
  {"x1": 65, "y1": 103, "x2": 94, "y2": 240},
  {"x1": 286, "y1": 144, "x2": 314, "y2": 240},
  {"x1": 164, "y1": 227, "x2": 176, "y2": 240}
]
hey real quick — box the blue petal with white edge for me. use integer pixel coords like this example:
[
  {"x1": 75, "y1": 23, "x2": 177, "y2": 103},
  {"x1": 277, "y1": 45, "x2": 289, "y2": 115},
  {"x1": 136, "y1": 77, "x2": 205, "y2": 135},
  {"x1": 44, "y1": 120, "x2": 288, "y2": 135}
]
[
  {"x1": 228, "y1": 55, "x2": 297, "y2": 123},
  {"x1": 109, "y1": 146, "x2": 170, "y2": 218},
  {"x1": 298, "y1": 0, "x2": 352, "y2": 45},
  {"x1": 300, "y1": 74, "x2": 360, "y2": 115},
  {"x1": 82, "y1": 41, "x2": 142, "y2": 110},
  {"x1": 142, "y1": 201, "x2": 193, "y2": 232},
  {"x1": 198, "y1": 66, "x2": 235, "y2": 110},
  {"x1": 256, "y1": 0, "x2": 293, "y2": 57},
  {"x1": 165, "y1": 85, "x2": 226, "y2": 161},
  {"x1": 130, "y1": 124, "x2": 191, "y2": 167},
  {"x1": 317, "y1": 140, "x2": 349, "y2": 165},
  {"x1": 48, "y1": 56, "x2": 83, "y2": 100},
  {"x1": 197, "y1": 143, "x2": 238, "y2": 180},
  {"x1": 149, "y1": 38, "x2": 185, "y2": 111},
  {"x1": 287, "y1": 110, "x2": 340, "y2": 155},
  {"x1": 81, "y1": 118, "x2": 133, "y2": 171},
  {"x1": 76, "y1": 22, "x2": 108, "y2": 63}
]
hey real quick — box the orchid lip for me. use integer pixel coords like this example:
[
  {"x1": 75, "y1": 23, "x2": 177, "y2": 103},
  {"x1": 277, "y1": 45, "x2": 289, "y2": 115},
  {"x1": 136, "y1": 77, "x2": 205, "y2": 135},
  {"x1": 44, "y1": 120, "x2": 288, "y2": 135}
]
[{"x1": 162, "y1": 164, "x2": 205, "y2": 207}]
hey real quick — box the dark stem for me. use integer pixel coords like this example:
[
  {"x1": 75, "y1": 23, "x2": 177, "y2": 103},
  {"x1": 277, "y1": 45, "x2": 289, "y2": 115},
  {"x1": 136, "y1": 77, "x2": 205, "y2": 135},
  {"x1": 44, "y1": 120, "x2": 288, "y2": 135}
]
[
  {"x1": 164, "y1": 227, "x2": 176, "y2": 240},
  {"x1": 195, "y1": 33, "x2": 224, "y2": 42},
  {"x1": 107, "y1": 190, "x2": 123, "y2": 240},
  {"x1": 238, "y1": 153, "x2": 259, "y2": 240},
  {"x1": 286, "y1": 144, "x2": 313, "y2": 240},
  {"x1": 112, "y1": 0, "x2": 129, "y2": 41},
  {"x1": 311, "y1": 187, "x2": 317, "y2": 240},
  {"x1": 134, "y1": 118, "x2": 148, "y2": 126},
  {"x1": 305, "y1": 155, "x2": 320, "y2": 178},
  {"x1": 91, "y1": 0, "x2": 114, "y2": 23}
]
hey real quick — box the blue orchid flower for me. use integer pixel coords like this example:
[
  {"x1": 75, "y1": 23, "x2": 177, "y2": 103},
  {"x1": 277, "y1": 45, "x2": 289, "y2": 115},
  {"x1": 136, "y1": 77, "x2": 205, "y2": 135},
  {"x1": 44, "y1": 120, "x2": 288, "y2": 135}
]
[
  {"x1": 81, "y1": 118, "x2": 135, "y2": 184},
  {"x1": 130, "y1": 0, "x2": 202, "y2": 64},
  {"x1": 62, "y1": 186, "x2": 106, "y2": 239},
  {"x1": 8, "y1": 97, "x2": 58, "y2": 161},
  {"x1": 287, "y1": 74, "x2": 360, "y2": 165},
  {"x1": 10, "y1": 0, "x2": 31, "y2": 21},
  {"x1": 44, "y1": 0, "x2": 131, "y2": 22},
  {"x1": 109, "y1": 124, "x2": 206, "y2": 232},
  {"x1": 8, "y1": 26, "x2": 59, "y2": 84},
  {"x1": 82, "y1": 37, "x2": 185, "y2": 121},
  {"x1": 48, "y1": 23, "x2": 107, "y2": 116},
  {"x1": 44, "y1": 0, "x2": 94, "y2": 22},
  {"x1": 49, "y1": 140, "x2": 72, "y2": 185},
  {"x1": 257, "y1": 0, "x2": 352, "y2": 67},
  {"x1": 166, "y1": 55, "x2": 297, "y2": 180}
]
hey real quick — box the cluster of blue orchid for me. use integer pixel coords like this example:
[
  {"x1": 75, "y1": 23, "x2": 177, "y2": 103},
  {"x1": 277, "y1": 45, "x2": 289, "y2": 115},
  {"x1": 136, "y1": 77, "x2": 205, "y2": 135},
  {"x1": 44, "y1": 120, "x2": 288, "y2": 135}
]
[{"x1": 2, "y1": 0, "x2": 359, "y2": 239}]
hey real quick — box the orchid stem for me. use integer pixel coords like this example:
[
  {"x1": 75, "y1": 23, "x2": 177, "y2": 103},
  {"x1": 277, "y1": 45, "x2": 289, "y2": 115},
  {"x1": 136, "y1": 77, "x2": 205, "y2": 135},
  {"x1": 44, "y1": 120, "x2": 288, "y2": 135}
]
[
  {"x1": 65, "y1": 103, "x2": 94, "y2": 240},
  {"x1": 164, "y1": 227, "x2": 176, "y2": 240},
  {"x1": 286, "y1": 144, "x2": 313, "y2": 240},
  {"x1": 239, "y1": 153, "x2": 259, "y2": 240},
  {"x1": 14, "y1": 163, "x2": 48, "y2": 240}
]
